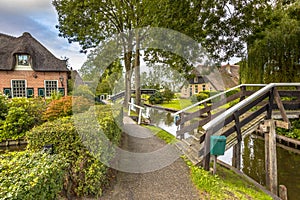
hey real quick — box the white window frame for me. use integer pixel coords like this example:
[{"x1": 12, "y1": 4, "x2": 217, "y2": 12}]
[
  {"x1": 15, "y1": 54, "x2": 32, "y2": 71},
  {"x1": 44, "y1": 80, "x2": 58, "y2": 97},
  {"x1": 11, "y1": 79, "x2": 27, "y2": 98}
]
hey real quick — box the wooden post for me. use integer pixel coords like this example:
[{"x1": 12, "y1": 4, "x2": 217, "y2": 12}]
[
  {"x1": 203, "y1": 130, "x2": 211, "y2": 171},
  {"x1": 267, "y1": 88, "x2": 274, "y2": 119},
  {"x1": 279, "y1": 185, "x2": 288, "y2": 200},
  {"x1": 138, "y1": 108, "x2": 142, "y2": 125},
  {"x1": 128, "y1": 104, "x2": 131, "y2": 116},
  {"x1": 213, "y1": 155, "x2": 217, "y2": 175},
  {"x1": 232, "y1": 112, "x2": 242, "y2": 170},
  {"x1": 265, "y1": 119, "x2": 278, "y2": 195},
  {"x1": 179, "y1": 113, "x2": 185, "y2": 140}
]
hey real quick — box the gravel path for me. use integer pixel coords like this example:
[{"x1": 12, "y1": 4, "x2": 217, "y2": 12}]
[{"x1": 99, "y1": 117, "x2": 201, "y2": 200}]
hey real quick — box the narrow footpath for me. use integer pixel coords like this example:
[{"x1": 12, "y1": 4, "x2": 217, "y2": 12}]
[{"x1": 100, "y1": 116, "x2": 201, "y2": 200}]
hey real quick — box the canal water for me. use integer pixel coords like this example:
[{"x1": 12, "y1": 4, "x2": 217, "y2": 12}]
[
  {"x1": 0, "y1": 144, "x2": 27, "y2": 154},
  {"x1": 144, "y1": 107, "x2": 300, "y2": 200}
]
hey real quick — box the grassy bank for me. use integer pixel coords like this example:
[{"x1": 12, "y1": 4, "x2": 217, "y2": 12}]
[{"x1": 144, "y1": 125, "x2": 272, "y2": 200}]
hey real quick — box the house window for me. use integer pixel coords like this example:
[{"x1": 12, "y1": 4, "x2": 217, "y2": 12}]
[
  {"x1": 45, "y1": 80, "x2": 58, "y2": 97},
  {"x1": 11, "y1": 80, "x2": 26, "y2": 97},
  {"x1": 194, "y1": 77, "x2": 198, "y2": 83},
  {"x1": 202, "y1": 84, "x2": 206, "y2": 91},
  {"x1": 17, "y1": 54, "x2": 30, "y2": 66},
  {"x1": 195, "y1": 85, "x2": 198, "y2": 93}
]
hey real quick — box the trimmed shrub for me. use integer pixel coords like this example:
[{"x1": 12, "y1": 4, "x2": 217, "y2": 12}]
[
  {"x1": 149, "y1": 92, "x2": 163, "y2": 104},
  {"x1": 0, "y1": 151, "x2": 67, "y2": 199},
  {"x1": 0, "y1": 98, "x2": 46, "y2": 141},
  {"x1": 26, "y1": 105, "x2": 122, "y2": 198},
  {"x1": 43, "y1": 96, "x2": 92, "y2": 121}
]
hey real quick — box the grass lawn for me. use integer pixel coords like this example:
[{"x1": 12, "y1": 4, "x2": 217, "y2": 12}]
[
  {"x1": 187, "y1": 159, "x2": 272, "y2": 200},
  {"x1": 143, "y1": 125, "x2": 177, "y2": 144},
  {"x1": 159, "y1": 99, "x2": 204, "y2": 113}
]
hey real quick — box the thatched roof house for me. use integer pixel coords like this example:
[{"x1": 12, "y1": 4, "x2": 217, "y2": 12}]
[
  {"x1": 0, "y1": 32, "x2": 69, "y2": 98},
  {"x1": 0, "y1": 32, "x2": 67, "y2": 71}
]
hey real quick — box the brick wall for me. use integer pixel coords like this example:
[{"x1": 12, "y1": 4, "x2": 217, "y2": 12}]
[{"x1": 0, "y1": 70, "x2": 68, "y2": 97}]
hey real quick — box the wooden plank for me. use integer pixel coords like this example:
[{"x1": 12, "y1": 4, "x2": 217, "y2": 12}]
[
  {"x1": 275, "y1": 120, "x2": 290, "y2": 129},
  {"x1": 278, "y1": 90, "x2": 300, "y2": 98},
  {"x1": 238, "y1": 92, "x2": 269, "y2": 116},
  {"x1": 273, "y1": 88, "x2": 290, "y2": 126}
]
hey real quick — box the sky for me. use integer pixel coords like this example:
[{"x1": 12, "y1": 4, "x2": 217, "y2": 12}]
[{"x1": 0, "y1": 0, "x2": 86, "y2": 70}]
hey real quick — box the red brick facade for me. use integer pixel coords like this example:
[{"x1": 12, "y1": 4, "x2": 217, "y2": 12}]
[
  {"x1": 0, "y1": 32, "x2": 69, "y2": 98},
  {"x1": 0, "y1": 70, "x2": 68, "y2": 98}
]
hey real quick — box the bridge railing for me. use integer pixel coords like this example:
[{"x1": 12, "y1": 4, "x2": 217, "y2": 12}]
[
  {"x1": 175, "y1": 84, "x2": 267, "y2": 139},
  {"x1": 201, "y1": 83, "x2": 300, "y2": 170}
]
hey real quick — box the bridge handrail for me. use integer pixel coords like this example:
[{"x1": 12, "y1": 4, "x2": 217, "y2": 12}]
[
  {"x1": 202, "y1": 83, "x2": 300, "y2": 131},
  {"x1": 174, "y1": 84, "x2": 267, "y2": 116}
]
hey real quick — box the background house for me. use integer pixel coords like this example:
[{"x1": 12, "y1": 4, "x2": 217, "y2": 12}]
[
  {"x1": 180, "y1": 68, "x2": 211, "y2": 98},
  {"x1": 180, "y1": 64, "x2": 240, "y2": 98},
  {"x1": 0, "y1": 32, "x2": 68, "y2": 98}
]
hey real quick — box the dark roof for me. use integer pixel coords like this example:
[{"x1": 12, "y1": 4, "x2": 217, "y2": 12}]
[
  {"x1": 0, "y1": 32, "x2": 68, "y2": 72},
  {"x1": 189, "y1": 68, "x2": 208, "y2": 84}
]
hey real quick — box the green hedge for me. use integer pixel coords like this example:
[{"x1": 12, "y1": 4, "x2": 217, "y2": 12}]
[
  {"x1": 0, "y1": 151, "x2": 67, "y2": 200},
  {"x1": 0, "y1": 98, "x2": 46, "y2": 141},
  {"x1": 26, "y1": 105, "x2": 122, "y2": 198}
]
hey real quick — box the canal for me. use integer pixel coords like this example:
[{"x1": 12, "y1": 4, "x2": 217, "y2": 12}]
[{"x1": 144, "y1": 107, "x2": 300, "y2": 200}]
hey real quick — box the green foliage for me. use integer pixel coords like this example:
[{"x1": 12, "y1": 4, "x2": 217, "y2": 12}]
[
  {"x1": 50, "y1": 90, "x2": 63, "y2": 100},
  {"x1": 241, "y1": 1, "x2": 300, "y2": 83},
  {"x1": 191, "y1": 92, "x2": 209, "y2": 103},
  {"x1": 0, "y1": 98, "x2": 46, "y2": 141},
  {"x1": 162, "y1": 88, "x2": 175, "y2": 103},
  {"x1": 73, "y1": 85, "x2": 95, "y2": 101},
  {"x1": 0, "y1": 151, "x2": 68, "y2": 200},
  {"x1": 0, "y1": 93, "x2": 8, "y2": 120},
  {"x1": 277, "y1": 119, "x2": 300, "y2": 139},
  {"x1": 149, "y1": 92, "x2": 164, "y2": 104},
  {"x1": 26, "y1": 105, "x2": 122, "y2": 198}
]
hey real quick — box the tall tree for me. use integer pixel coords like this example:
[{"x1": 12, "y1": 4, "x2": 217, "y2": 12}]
[
  {"x1": 238, "y1": 1, "x2": 300, "y2": 83},
  {"x1": 53, "y1": 0, "x2": 243, "y2": 106}
]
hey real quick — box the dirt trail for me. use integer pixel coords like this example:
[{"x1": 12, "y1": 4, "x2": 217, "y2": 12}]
[{"x1": 99, "y1": 117, "x2": 201, "y2": 200}]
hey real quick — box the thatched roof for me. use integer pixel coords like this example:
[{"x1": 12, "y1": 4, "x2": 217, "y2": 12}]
[{"x1": 0, "y1": 32, "x2": 68, "y2": 71}]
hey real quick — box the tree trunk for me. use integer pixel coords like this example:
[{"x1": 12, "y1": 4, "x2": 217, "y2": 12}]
[
  {"x1": 134, "y1": 31, "x2": 141, "y2": 114},
  {"x1": 124, "y1": 50, "x2": 132, "y2": 108}
]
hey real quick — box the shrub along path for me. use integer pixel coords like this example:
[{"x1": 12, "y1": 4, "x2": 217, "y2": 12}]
[{"x1": 100, "y1": 116, "x2": 201, "y2": 200}]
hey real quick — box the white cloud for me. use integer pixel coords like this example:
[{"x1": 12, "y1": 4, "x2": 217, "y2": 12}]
[
  {"x1": 0, "y1": 0, "x2": 87, "y2": 70},
  {"x1": 0, "y1": 0, "x2": 52, "y2": 13}
]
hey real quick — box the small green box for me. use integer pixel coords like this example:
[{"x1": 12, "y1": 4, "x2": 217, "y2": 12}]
[{"x1": 210, "y1": 135, "x2": 227, "y2": 155}]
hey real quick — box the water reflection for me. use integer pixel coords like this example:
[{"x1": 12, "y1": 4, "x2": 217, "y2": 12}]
[{"x1": 0, "y1": 144, "x2": 27, "y2": 154}]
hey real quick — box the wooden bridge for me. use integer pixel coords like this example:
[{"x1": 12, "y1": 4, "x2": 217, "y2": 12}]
[{"x1": 173, "y1": 83, "x2": 300, "y2": 172}]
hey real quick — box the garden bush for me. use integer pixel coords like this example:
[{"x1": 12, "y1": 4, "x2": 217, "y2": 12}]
[
  {"x1": 0, "y1": 151, "x2": 67, "y2": 200},
  {"x1": 43, "y1": 96, "x2": 93, "y2": 121},
  {"x1": 149, "y1": 92, "x2": 163, "y2": 104},
  {"x1": 0, "y1": 98, "x2": 46, "y2": 141},
  {"x1": 26, "y1": 105, "x2": 122, "y2": 198}
]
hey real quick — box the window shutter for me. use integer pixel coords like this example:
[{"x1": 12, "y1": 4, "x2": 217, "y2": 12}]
[
  {"x1": 3, "y1": 88, "x2": 11, "y2": 98},
  {"x1": 58, "y1": 88, "x2": 65, "y2": 96},
  {"x1": 38, "y1": 88, "x2": 45, "y2": 97},
  {"x1": 27, "y1": 88, "x2": 34, "y2": 98}
]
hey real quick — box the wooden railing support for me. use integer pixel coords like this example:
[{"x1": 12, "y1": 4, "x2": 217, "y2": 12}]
[
  {"x1": 203, "y1": 130, "x2": 212, "y2": 171},
  {"x1": 232, "y1": 112, "x2": 242, "y2": 170},
  {"x1": 264, "y1": 119, "x2": 278, "y2": 195}
]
